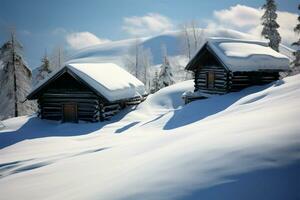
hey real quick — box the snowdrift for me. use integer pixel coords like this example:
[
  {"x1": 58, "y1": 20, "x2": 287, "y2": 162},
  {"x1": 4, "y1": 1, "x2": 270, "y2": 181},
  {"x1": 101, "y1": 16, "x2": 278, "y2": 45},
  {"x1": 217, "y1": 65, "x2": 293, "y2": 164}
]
[{"x1": 0, "y1": 74, "x2": 300, "y2": 200}]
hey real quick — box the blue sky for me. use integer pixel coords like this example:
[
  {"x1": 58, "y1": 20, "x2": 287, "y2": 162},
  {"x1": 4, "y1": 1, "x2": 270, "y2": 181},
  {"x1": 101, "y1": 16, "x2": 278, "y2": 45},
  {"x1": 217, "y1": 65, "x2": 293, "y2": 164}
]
[{"x1": 0, "y1": 0, "x2": 298, "y2": 68}]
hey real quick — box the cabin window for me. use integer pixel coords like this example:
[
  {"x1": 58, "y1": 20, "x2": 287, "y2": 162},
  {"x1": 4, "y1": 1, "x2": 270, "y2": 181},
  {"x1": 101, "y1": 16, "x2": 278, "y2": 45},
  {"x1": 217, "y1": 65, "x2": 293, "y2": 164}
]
[{"x1": 206, "y1": 71, "x2": 215, "y2": 88}]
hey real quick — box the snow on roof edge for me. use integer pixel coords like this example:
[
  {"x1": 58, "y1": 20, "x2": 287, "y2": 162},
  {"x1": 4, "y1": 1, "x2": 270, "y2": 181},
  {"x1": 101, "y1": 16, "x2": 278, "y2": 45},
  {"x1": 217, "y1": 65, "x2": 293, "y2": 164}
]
[
  {"x1": 28, "y1": 63, "x2": 147, "y2": 102},
  {"x1": 67, "y1": 63, "x2": 147, "y2": 102},
  {"x1": 187, "y1": 37, "x2": 290, "y2": 72}
]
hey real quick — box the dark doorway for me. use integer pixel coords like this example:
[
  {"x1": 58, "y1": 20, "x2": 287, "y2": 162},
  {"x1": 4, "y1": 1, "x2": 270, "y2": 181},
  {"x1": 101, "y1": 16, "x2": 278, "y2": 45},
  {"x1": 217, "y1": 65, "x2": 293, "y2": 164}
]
[
  {"x1": 63, "y1": 103, "x2": 78, "y2": 123},
  {"x1": 207, "y1": 71, "x2": 215, "y2": 89}
]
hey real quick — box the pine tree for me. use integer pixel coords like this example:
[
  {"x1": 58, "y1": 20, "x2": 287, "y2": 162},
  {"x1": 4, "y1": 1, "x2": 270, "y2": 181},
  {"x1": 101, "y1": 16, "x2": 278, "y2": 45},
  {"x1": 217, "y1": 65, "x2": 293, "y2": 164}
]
[
  {"x1": 150, "y1": 70, "x2": 159, "y2": 93},
  {"x1": 158, "y1": 46, "x2": 175, "y2": 89},
  {"x1": 35, "y1": 52, "x2": 52, "y2": 85},
  {"x1": 291, "y1": 4, "x2": 300, "y2": 74},
  {"x1": 0, "y1": 32, "x2": 34, "y2": 120},
  {"x1": 261, "y1": 0, "x2": 281, "y2": 51}
]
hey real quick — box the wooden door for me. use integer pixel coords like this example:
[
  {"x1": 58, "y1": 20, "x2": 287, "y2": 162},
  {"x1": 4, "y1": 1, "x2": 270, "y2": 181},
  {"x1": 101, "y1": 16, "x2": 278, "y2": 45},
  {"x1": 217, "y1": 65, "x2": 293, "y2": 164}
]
[
  {"x1": 63, "y1": 103, "x2": 78, "y2": 123},
  {"x1": 207, "y1": 71, "x2": 215, "y2": 88}
]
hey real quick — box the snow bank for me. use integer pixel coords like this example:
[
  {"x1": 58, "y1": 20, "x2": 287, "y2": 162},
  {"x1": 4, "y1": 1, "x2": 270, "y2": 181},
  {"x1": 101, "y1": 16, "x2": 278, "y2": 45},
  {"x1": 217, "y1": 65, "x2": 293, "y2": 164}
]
[
  {"x1": 1, "y1": 74, "x2": 300, "y2": 200},
  {"x1": 208, "y1": 37, "x2": 290, "y2": 72}
]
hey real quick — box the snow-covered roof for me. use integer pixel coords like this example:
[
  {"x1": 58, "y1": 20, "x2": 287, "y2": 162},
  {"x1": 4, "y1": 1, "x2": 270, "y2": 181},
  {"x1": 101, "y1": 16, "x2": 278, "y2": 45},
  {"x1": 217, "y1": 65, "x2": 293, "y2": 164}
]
[
  {"x1": 27, "y1": 63, "x2": 147, "y2": 102},
  {"x1": 187, "y1": 37, "x2": 290, "y2": 72}
]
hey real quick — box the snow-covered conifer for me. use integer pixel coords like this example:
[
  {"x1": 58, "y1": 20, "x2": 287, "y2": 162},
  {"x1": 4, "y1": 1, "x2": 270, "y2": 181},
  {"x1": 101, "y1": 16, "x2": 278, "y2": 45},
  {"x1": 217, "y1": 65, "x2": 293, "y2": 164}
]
[
  {"x1": 150, "y1": 70, "x2": 159, "y2": 93},
  {"x1": 261, "y1": 0, "x2": 281, "y2": 51},
  {"x1": 35, "y1": 53, "x2": 52, "y2": 85},
  {"x1": 290, "y1": 4, "x2": 300, "y2": 75},
  {"x1": 0, "y1": 33, "x2": 34, "y2": 120},
  {"x1": 158, "y1": 45, "x2": 175, "y2": 88}
]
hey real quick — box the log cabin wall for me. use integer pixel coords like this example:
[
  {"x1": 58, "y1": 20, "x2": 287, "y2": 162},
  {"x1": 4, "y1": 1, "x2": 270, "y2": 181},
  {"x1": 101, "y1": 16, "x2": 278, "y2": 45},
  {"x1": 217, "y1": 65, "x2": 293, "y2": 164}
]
[
  {"x1": 192, "y1": 46, "x2": 229, "y2": 94},
  {"x1": 188, "y1": 42, "x2": 283, "y2": 96},
  {"x1": 38, "y1": 72, "x2": 103, "y2": 122},
  {"x1": 194, "y1": 65, "x2": 229, "y2": 94},
  {"x1": 229, "y1": 71, "x2": 280, "y2": 92},
  {"x1": 194, "y1": 69, "x2": 280, "y2": 94}
]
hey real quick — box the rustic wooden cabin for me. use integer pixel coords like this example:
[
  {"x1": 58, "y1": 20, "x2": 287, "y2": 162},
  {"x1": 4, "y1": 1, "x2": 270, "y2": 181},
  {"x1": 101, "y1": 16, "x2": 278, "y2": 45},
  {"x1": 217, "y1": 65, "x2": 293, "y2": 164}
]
[
  {"x1": 27, "y1": 63, "x2": 147, "y2": 123},
  {"x1": 185, "y1": 38, "x2": 290, "y2": 101}
]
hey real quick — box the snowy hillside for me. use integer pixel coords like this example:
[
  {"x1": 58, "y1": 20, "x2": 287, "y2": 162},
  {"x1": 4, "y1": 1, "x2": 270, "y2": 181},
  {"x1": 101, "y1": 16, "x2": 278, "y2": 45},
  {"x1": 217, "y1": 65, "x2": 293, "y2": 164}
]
[
  {"x1": 0, "y1": 74, "x2": 300, "y2": 200},
  {"x1": 31, "y1": 28, "x2": 294, "y2": 87},
  {"x1": 67, "y1": 28, "x2": 294, "y2": 66},
  {"x1": 67, "y1": 28, "x2": 257, "y2": 65}
]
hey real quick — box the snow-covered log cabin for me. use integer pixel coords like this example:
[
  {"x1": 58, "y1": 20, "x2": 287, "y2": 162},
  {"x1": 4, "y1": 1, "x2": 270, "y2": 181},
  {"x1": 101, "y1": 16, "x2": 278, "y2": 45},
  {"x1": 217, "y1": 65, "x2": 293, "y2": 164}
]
[
  {"x1": 185, "y1": 38, "x2": 290, "y2": 96},
  {"x1": 27, "y1": 63, "x2": 147, "y2": 122}
]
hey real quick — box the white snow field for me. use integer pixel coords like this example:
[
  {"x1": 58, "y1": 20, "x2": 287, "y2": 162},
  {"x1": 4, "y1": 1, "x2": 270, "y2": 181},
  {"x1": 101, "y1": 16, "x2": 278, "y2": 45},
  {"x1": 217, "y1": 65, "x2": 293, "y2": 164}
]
[{"x1": 1, "y1": 74, "x2": 300, "y2": 200}]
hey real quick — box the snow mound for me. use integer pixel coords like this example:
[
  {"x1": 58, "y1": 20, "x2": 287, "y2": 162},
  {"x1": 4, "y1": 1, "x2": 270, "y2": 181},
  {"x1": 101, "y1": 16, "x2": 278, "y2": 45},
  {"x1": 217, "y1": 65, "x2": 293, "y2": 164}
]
[{"x1": 140, "y1": 80, "x2": 193, "y2": 110}]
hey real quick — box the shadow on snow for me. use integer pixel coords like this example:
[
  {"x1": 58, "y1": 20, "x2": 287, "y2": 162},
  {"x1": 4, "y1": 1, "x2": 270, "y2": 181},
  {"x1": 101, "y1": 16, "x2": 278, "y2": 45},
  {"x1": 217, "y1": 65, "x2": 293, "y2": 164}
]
[
  {"x1": 164, "y1": 84, "x2": 270, "y2": 130},
  {"x1": 0, "y1": 106, "x2": 137, "y2": 149},
  {"x1": 177, "y1": 161, "x2": 300, "y2": 200}
]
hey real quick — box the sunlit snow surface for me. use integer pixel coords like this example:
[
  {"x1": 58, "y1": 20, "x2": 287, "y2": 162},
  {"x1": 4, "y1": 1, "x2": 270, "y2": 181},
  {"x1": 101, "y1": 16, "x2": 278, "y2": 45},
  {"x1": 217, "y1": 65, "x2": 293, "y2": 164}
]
[
  {"x1": 0, "y1": 74, "x2": 300, "y2": 200},
  {"x1": 207, "y1": 38, "x2": 290, "y2": 72}
]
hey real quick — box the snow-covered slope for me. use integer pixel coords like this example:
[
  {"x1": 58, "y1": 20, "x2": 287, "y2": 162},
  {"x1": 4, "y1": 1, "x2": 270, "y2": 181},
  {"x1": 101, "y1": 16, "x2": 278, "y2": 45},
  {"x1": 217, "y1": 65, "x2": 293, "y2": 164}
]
[
  {"x1": 67, "y1": 28, "x2": 257, "y2": 65},
  {"x1": 67, "y1": 28, "x2": 294, "y2": 67},
  {"x1": 0, "y1": 74, "x2": 300, "y2": 200}
]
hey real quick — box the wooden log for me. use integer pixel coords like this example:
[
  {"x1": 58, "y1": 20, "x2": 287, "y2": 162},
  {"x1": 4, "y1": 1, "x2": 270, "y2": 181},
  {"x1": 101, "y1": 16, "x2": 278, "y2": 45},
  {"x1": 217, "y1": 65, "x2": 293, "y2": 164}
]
[
  {"x1": 103, "y1": 104, "x2": 120, "y2": 110},
  {"x1": 78, "y1": 107, "x2": 98, "y2": 112},
  {"x1": 125, "y1": 100, "x2": 142, "y2": 105},
  {"x1": 42, "y1": 93, "x2": 98, "y2": 98},
  {"x1": 232, "y1": 75, "x2": 249, "y2": 79},
  {"x1": 103, "y1": 110, "x2": 119, "y2": 116},
  {"x1": 78, "y1": 110, "x2": 99, "y2": 115},
  {"x1": 214, "y1": 79, "x2": 227, "y2": 84},
  {"x1": 42, "y1": 113, "x2": 62, "y2": 117},
  {"x1": 42, "y1": 98, "x2": 99, "y2": 104},
  {"x1": 197, "y1": 89, "x2": 227, "y2": 94}
]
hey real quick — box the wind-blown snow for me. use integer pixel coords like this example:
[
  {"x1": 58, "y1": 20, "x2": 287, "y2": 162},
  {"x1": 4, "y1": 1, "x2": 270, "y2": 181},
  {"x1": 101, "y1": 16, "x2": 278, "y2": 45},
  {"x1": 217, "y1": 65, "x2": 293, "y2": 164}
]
[
  {"x1": 1, "y1": 74, "x2": 300, "y2": 200},
  {"x1": 208, "y1": 38, "x2": 290, "y2": 72}
]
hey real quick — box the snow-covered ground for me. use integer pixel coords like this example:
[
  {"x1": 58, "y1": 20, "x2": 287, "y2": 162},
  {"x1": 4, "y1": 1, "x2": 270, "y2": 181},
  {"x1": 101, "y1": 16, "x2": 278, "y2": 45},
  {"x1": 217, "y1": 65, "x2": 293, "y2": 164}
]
[{"x1": 1, "y1": 74, "x2": 300, "y2": 200}]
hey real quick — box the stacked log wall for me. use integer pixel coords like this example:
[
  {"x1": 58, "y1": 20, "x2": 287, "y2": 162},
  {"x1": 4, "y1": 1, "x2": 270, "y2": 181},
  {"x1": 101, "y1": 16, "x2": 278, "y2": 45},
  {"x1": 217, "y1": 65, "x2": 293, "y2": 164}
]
[
  {"x1": 194, "y1": 65, "x2": 229, "y2": 94},
  {"x1": 229, "y1": 71, "x2": 280, "y2": 92},
  {"x1": 39, "y1": 89, "x2": 101, "y2": 122}
]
